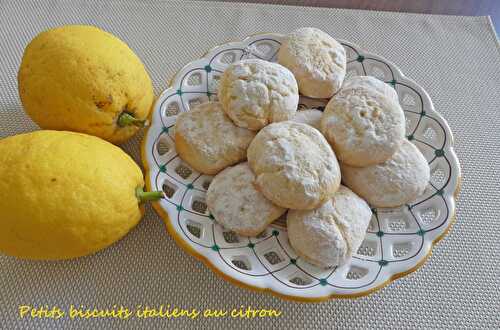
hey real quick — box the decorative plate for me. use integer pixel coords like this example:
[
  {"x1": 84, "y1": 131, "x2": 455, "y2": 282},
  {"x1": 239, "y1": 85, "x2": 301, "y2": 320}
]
[{"x1": 141, "y1": 33, "x2": 461, "y2": 302}]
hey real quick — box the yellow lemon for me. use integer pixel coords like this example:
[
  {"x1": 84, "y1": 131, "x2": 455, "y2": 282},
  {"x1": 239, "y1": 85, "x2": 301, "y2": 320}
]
[
  {"x1": 0, "y1": 130, "x2": 162, "y2": 260},
  {"x1": 18, "y1": 25, "x2": 154, "y2": 144}
]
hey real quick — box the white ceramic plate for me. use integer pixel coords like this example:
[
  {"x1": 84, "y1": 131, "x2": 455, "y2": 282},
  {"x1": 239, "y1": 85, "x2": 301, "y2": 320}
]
[{"x1": 141, "y1": 33, "x2": 461, "y2": 302}]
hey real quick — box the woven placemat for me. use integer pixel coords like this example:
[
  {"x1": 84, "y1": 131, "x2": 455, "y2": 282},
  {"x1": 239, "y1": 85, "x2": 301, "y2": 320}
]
[{"x1": 1, "y1": 1, "x2": 499, "y2": 329}]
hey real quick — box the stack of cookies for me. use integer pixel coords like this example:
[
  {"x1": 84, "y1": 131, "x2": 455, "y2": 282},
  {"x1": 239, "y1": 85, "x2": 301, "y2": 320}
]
[{"x1": 174, "y1": 27, "x2": 430, "y2": 269}]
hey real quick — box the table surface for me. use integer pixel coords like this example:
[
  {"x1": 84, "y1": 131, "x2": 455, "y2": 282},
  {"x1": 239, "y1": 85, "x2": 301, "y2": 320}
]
[
  {"x1": 0, "y1": 1, "x2": 499, "y2": 329},
  {"x1": 200, "y1": 0, "x2": 500, "y2": 33}
]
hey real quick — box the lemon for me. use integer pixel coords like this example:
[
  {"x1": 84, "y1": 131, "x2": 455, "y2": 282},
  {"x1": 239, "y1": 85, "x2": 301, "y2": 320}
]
[
  {"x1": 18, "y1": 25, "x2": 154, "y2": 144},
  {"x1": 0, "y1": 130, "x2": 161, "y2": 260}
]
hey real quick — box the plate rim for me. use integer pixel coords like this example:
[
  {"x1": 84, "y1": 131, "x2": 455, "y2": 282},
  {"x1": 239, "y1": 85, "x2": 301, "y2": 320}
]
[{"x1": 140, "y1": 32, "x2": 462, "y2": 302}]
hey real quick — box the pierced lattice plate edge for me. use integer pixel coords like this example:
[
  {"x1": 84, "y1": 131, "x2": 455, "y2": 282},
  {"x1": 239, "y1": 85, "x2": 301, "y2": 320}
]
[{"x1": 141, "y1": 33, "x2": 461, "y2": 302}]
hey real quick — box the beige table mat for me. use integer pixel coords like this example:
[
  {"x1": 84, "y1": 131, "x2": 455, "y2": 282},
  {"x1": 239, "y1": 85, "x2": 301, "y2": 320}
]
[{"x1": 1, "y1": 0, "x2": 499, "y2": 329}]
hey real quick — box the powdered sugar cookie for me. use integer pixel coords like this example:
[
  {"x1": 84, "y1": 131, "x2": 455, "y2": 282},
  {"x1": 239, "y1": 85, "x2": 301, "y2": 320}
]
[
  {"x1": 247, "y1": 121, "x2": 341, "y2": 210},
  {"x1": 277, "y1": 27, "x2": 346, "y2": 98},
  {"x1": 321, "y1": 76, "x2": 405, "y2": 167},
  {"x1": 291, "y1": 109, "x2": 323, "y2": 130},
  {"x1": 174, "y1": 102, "x2": 256, "y2": 175},
  {"x1": 206, "y1": 163, "x2": 286, "y2": 236},
  {"x1": 342, "y1": 75, "x2": 398, "y2": 103},
  {"x1": 218, "y1": 59, "x2": 299, "y2": 130},
  {"x1": 287, "y1": 185, "x2": 372, "y2": 268},
  {"x1": 341, "y1": 140, "x2": 430, "y2": 207}
]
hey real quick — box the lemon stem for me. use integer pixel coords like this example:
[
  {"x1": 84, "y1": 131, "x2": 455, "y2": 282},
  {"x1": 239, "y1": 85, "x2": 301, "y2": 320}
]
[
  {"x1": 135, "y1": 187, "x2": 163, "y2": 203},
  {"x1": 118, "y1": 113, "x2": 147, "y2": 127}
]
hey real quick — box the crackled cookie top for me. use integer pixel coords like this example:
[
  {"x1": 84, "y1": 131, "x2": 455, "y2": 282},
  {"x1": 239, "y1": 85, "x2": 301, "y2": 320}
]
[
  {"x1": 321, "y1": 76, "x2": 405, "y2": 167},
  {"x1": 218, "y1": 59, "x2": 299, "y2": 130},
  {"x1": 174, "y1": 102, "x2": 256, "y2": 175},
  {"x1": 247, "y1": 121, "x2": 341, "y2": 210},
  {"x1": 342, "y1": 75, "x2": 399, "y2": 103},
  {"x1": 278, "y1": 27, "x2": 346, "y2": 98},
  {"x1": 287, "y1": 185, "x2": 372, "y2": 268}
]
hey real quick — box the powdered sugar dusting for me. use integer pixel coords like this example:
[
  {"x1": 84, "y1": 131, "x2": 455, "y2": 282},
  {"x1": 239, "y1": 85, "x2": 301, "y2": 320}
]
[
  {"x1": 321, "y1": 76, "x2": 405, "y2": 166},
  {"x1": 247, "y1": 121, "x2": 341, "y2": 210},
  {"x1": 206, "y1": 162, "x2": 286, "y2": 236},
  {"x1": 174, "y1": 102, "x2": 256, "y2": 174},
  {"x1": 287, "y1": 186, "x2": 372, "y2": 268},
  {"x1": 341, "y1": 140, "x2": 430, "y2": 207},
  {"x1": 218, "y1": 59, "x2": 299, "y2": 130},
  {"x1": 278, "y1": 27, "x2": 346, "y2": 98}
]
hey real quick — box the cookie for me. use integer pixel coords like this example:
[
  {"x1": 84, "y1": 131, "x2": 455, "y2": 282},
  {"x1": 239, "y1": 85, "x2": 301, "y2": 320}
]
[
  {"x1": 206, "y1": 162, "x2": 286, "y2": 236},
  {"x1": 287, "y1": 185, "x2": 372, "y2": 268},
  {"x1": 341, "y1": 139, "x2": 430, "y2": 207},
  {"x1": 247, "y1": 121, "x2": 341, "y2": 210},
  {"x1": 291, "y1": 109, "x2": 323, "y2": 130},
  {"x1": 321, "y1": 76, "x2": 405, "y2": 167},
  {"x1": 342, "y1": 75, "x2": 399, "y2": 103},
  {"x1": 174, "y1": 102, "x2": 256, "y2": 175},
  {"x1": 277, "y1": 27, "x2": 346, "y2": 98},
  {"x1": 218, "y1": 59, "x2": 299, "y2": 130}
]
